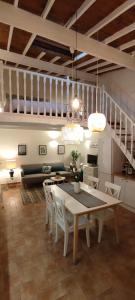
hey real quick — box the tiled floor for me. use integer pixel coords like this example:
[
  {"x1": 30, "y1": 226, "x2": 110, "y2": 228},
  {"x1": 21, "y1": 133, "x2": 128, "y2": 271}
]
[{"x1": 0, "y1": 185, "x2": 135, "y2": 300}]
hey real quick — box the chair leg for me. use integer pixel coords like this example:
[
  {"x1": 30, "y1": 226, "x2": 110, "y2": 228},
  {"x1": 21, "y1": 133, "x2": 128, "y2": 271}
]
[
  {"x1": 49, "y1": 211, "x2": 53, "y2": 234},
  {"x1": 55, "y1": 223, "x2": 58, "y2": 243},
  {"x1": 98, "y1": 219, "x2": 103, "y2": 243},
  {"x1": 45, "y1": 207, "x2": 49, "y2": 225},
  {"x1": 86, "y1": 226, "x2": 90, "y2": 248},
  {"x1": 63, "y1": 231, "x2": 69, "y2": 256},
  {"x1": 114, "y1": 209, "x2": 119, "y2": 243}
]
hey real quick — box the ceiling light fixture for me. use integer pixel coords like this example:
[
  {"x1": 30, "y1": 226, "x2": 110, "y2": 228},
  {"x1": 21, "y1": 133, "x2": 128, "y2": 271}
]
[
  {"x1": 62, "y1": 11, "x2": 83, "y2": 144},
  {"x1": 88, "y1": 33, "x2": 106, "y2": 132},
  {"x1": 71, "y1": 11, "x2": 81, "y2": 112}
]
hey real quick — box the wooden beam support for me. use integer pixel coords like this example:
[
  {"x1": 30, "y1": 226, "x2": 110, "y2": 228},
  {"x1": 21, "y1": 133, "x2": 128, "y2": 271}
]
[
  {"x1": 85, "y1": 41, "x2": 135, "y2": 72},
  {"x1": 0, "y1": 1, "x2": 134, "y2": 70},
  {"x1": 104, "y1": 22, "x2": 135, "y2": 44},
  {"x1": 86, "y1": 0, "x2": 135, "y2": 37},
  {"x1": 97, "y1": 65, "x2": 123, "y2": 74},
  {"x1": 65, "y1": 0, "x2": 96, "y2": 28},
  {"x1": 86, "y1": 61, "x2": 110, "y2": 72},
  {"x1": 41, "y1": 0, "x2": 55, "y2": 19},
  {"x1": 0, "y1": 49, "x2": 96, "y2": 82},
  {"x1": 50, "y1": 56, "x2": 60, "y2": 63},
  {"x1": 119, "y1": 40, "x2": 135, "y2": 50},
  {"x1": 37, "y1": 51, "x2": 46, "y2": 59},
  {"x1": 22, "y1": 0, "x2": 56, "y2": 56},
  {"x1": 76, "y1": 23, "x2": 135, "y2": 69}
]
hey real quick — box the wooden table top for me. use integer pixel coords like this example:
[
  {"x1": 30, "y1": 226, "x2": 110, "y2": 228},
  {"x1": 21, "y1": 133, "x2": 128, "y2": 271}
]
[{"x1": 51, "y1": 182, "x2": 122, "y2": 216}]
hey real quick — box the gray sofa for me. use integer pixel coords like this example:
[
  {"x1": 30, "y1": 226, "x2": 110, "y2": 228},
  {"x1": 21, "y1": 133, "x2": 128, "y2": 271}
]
[{"x1": 21, "y1": 162, "x2": 72, "y2": 186}]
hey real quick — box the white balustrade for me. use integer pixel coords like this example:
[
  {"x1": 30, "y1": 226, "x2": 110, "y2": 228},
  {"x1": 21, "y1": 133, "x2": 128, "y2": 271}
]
[{"x1": 1, "y1": 64, "x2": 135, "y2": 167}]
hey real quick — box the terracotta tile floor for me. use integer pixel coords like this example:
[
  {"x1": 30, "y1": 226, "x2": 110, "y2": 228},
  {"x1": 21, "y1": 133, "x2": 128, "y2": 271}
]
[{"x1": 0, "y1": 185, "x2": 135, "y2": 300}]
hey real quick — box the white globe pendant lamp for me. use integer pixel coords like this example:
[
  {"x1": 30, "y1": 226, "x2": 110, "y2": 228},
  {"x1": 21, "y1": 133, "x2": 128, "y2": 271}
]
[
  {"x1": 88, "y1": 112, "x2": 106, "y2": 132},
  {"x1": 71, "y1": 96, "x2": 80, "y2": 111},
  {"x1": 88, "y1": 41, "x2": 106, "y2": 133}
]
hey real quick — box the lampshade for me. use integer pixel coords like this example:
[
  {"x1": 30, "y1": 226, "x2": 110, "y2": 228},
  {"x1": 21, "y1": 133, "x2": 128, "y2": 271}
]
[
  {"x1": 88, "y1": 113, "x2": 106, "y2": 132},
  {"x1": 0, "y1": 106, "x2": 4, "y2": 113},
  {"x1": 71, "y1": 97, "x2": 80, "y2": 111},
  {"x1": 6, "y1": 159, "x2": 16, "y2": 170},
  {"x1": 62, "y1": 123, "x2": 83, "y2": 144}
]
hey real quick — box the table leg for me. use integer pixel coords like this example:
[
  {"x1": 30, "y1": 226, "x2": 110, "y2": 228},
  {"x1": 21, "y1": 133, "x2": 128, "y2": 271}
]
[
  {"x1": 73, "y1": 214, "x2": 79, "y2": 264},
  {"x1": 114, "y1": 206, "x2": 119, "y2": 243}
]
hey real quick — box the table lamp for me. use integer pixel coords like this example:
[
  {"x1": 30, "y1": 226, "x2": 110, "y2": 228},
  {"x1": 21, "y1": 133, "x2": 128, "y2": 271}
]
[{"x1": 6, "y1": 159, "x2": 16, "y2": 179}]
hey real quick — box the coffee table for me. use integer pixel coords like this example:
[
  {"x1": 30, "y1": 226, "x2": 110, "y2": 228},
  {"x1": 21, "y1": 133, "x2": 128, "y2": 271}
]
[{"x1": 51, "y1": 176, "x2": 66, "y2": 184}]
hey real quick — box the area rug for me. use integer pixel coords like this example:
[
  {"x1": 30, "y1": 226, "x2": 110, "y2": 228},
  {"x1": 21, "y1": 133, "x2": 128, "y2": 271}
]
[{"x1": 20, "y1": 185, "x2": 45, "y2": 205}]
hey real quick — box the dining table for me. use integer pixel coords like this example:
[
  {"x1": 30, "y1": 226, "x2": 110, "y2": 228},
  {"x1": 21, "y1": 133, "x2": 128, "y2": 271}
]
[{"x1": 51, "y1": 182, "x2": 122, "y2": 264}]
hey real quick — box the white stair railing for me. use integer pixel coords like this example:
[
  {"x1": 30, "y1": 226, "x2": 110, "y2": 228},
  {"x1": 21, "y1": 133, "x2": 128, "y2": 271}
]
[
  {"x1": 102, "y1": 89, "x2": 135, "y2": 169},
  {"x1": 1, "y1": 65, "x2": 96, "y2": 122}
]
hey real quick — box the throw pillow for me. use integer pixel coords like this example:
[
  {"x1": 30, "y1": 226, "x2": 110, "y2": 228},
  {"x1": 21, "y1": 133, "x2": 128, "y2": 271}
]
[{"x1": 42, "y1": 165, "x2": 52, "y2": 174}]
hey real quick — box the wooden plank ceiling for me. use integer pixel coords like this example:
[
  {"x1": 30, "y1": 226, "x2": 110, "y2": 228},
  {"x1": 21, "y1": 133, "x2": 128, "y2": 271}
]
[{"x1": 0, "y1": 0, "x2": 135, "y2": 78}]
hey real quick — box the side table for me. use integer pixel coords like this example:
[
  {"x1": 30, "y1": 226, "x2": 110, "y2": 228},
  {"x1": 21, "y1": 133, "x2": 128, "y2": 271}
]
[{"x1": 51, "y1": 176, "x2": 66, "y2": 184}]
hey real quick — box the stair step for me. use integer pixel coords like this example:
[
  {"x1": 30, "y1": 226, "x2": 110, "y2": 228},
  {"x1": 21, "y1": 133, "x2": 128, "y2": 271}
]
[
  {"x1": 111, "y1": 125, "x2": 125, "y2": 130},
  {"x1": 116, "y1": 133, "x2": 131, "y2": 136}
]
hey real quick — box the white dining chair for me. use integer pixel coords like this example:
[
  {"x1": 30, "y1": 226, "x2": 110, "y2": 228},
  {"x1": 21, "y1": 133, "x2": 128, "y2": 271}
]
[
  {"x1": 43, "y1": 181, "x2": 55, "y2": 234},
  {"x1": 88, "y1": 176, "x2": 100, "y2": 189},
  {"x1": 53, "y1": 194, "x2": 91, "y2": 257},
  {"x1": 96, "y1": 181, "x2": 121, "y2": 243}
]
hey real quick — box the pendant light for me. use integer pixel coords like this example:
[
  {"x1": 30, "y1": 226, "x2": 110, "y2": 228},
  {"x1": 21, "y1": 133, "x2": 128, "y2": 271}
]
[
  {"x1": 88, "y1": 34, "x2": 106, "y2": 132},
  {"x1": 71, "y1": 11, "x2": 80, "y2": 112},
  {"x1": 62, "y1": 11, "x2": 83, "y2": 144}
]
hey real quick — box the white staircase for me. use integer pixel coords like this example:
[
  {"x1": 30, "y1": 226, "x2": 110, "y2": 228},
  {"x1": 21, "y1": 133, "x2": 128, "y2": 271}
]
[{"x1": 102, "y1": 89, "x2": 135, "y2": 169}]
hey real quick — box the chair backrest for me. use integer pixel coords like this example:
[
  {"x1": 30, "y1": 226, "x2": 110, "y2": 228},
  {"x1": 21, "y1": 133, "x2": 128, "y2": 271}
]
[
  {"x1": 105, "y1": 181, "x2": 121, "y2": 199},
  {"x1": 88, "y1": 176, "x2": 99, "y2": 189},
  {"x1": 43, "y1": 181, "x2": 53, "y2": 212},
  {"x1": 53, "y1": 193, "x2": 67, "y2": 230}
]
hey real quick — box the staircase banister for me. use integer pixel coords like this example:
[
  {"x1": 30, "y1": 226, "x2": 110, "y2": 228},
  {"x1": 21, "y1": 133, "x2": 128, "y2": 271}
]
[
  {"x1": 104, "y1": 90, "x2": 135, "y2": 127},
  {"x1": 3, "y1": 65, "x2": 96, "y2": 89}
]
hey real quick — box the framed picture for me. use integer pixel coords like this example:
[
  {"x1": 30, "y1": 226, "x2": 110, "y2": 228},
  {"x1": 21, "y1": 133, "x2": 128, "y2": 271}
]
[
  {"x1": 39, "y1": 145, "x2": 47, "y2": 155},
  {"x1": 18, "y1": 144, "x2": 27, "y2": 156},
  {"x1": 58, "y1": 145, "x2": 65, "y2": 155}
]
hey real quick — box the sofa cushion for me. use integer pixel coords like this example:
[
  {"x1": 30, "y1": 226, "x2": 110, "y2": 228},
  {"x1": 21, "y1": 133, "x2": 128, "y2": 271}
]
[
  {"x1": 42, "y1": 165, "x2": 52, "y2": 174},
  {"x1": 23, "y1": 166, "x2": 42, "y2": 175},
  {"x1": 51, "y1": 163, "x2": 65, "y2": 172}
]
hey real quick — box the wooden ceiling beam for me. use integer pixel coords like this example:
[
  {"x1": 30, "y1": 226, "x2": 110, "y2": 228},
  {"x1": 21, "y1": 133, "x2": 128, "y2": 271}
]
[
  {"x1": 22, "y1": 0, "x2": 56, "y2": 56},
  {"x1": 37, "y1": 51, "x2": 46, "y2": 59},
  {"x1": 104, "y1": 22, "x2": 135, "y2": 44},
  {"x1": 65, "y1": 0, "x2": 96, "y2": 29},
  {"x1": 0, "y1": 49, "x2": 96, "y2": 82},
  {"x1": 14, "y1": 0, "x2": 19, "y2": 7},
  {"x1": 76, "y1": 57, "x2": 97, "y2": 69},
  {"x1": 0, "y1": 1, "x2": 134, "y2": 71},
  {"x1": 97, "y1": 65, "x2": 123, "y2": 74},
  {"x1": 119, "y1": 39, "x2": 135, "y2": 50},
  {"x1": 86, "y1": 61, "x2": 110, "y2": 72},
  {"x1": 62, "y1": 60, "x2": 73, "y2": 66},
  {"x1": 86, "y1": 0, "x2": 135, "y2": 37},
  {"x1": 41, "y1": 0, "x2": 55, "y2": 19},
  {"x1": 85, "y1": 41, "x2": 135, "y2": 72},
  {"x1": 7, "y1": 0, "x2": 19, "y2": 52},
  {"x1": 7, "y1": 25, "x2": 13, "y2": 51},
  {"x1": 76, "y1": 32, "x2": 135, "y2": 69},
  {"x1": 50, "y1": 56, "x2": 60, "y2": 63},
  {"x1": 23, "y1": 34, "x2": 36, "y2": 55}
]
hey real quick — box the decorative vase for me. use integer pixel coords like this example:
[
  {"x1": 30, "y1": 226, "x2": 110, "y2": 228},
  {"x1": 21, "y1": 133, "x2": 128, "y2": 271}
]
[
  {"x1": 72, "y1": 160, "x2": 77, "y2": 171},
  {"x1": 74, "y1": 182, "x2": 80, "y2": 193}
]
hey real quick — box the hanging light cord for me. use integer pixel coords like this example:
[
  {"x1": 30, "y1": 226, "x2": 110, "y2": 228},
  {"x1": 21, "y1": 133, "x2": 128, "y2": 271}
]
[
  {"x1": 75, "y1": 10, "x2": 78, "y2": 96},
  {"x1": 96, "y1": 31, "x2": 99, "y2": 112}
]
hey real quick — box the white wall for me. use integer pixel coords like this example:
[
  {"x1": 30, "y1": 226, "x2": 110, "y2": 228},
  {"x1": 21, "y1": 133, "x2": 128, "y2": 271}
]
[
  {"x1": 100, "y1": 69, "x2": 135, "y2": 121},
  {"x1": 0, "y1": 128, "x2": 100, "y2": 168}
]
